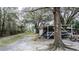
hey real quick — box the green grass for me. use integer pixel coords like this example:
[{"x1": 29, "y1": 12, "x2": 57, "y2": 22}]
[
  {"x1": 25, "y1": 31, "x2": 35, "y2": 35},
  {"x1": 25, "y1": 31, "x2": 33, "y2": 34},
  {"x1": 0, "y1": 31, "x2": 36, "y2": 47},
  {"x1": 0, "y1": 33, "x2": 26, "y2": 47}
]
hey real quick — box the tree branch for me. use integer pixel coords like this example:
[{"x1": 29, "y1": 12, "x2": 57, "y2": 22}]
[{"x1": 24, "y1": 7, "x2": 52, "y2": 12}]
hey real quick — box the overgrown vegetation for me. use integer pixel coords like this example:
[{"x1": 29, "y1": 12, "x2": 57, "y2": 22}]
[
  {"x1": 0, "y1": 33, "x2": 27, "y2": 47},
  {"x1": 0, "y1": 7, "x2": 79, "y2": 51},
  {"x1": 0, "y1": 7, "x2": 25, "y2": 37}
]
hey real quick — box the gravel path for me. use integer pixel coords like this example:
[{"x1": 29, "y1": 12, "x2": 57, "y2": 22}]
[
  {"x1": 0, "y1": 36, "x2": 79, "y2": 51},
  {"x1": 0, "y1": 36, "x2": 51, "y2": 51},
  {"x1": 0, "y1": 36, "x2": 34, "y2": 51}
]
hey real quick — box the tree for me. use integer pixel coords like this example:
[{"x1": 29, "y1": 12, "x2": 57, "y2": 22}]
[
  {"x1": 61, "y1": 7, "x2": 79, "y2": 27},
  {"x1": 0, "y1": 7, "x2": 25, "y2": 37},
  {"x1": 22, "y1": 7, "x2": 53, "y2": 33},
  {"x1": 72, "y1": 20, "x2": 79, "y2": 34},
  {"x1": 48, "y1": 7, "x2": 65, "y2": 50},
  {"x1": 49, "y1": 7, "x2": 79, "y2": 51}
]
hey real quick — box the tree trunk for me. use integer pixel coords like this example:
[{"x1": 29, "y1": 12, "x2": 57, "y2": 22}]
[
  {"x1": 35, "y1": 22, "x2": 39, "y2": 33},
  {"x1": 1, "y1": 9, "x2": 6, "y2": 36},
  {"x1": 49, "y1": 7, "x2": 65, "y2": 50}
]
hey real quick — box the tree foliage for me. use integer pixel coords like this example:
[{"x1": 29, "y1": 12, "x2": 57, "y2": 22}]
[{"x1": 0, "y1": 7, "x2": 25, "y2": 37}]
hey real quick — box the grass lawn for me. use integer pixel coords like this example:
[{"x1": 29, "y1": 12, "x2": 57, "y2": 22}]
[{"x1": 0, "y1": 32, "x2": 35, "y2": 47}]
